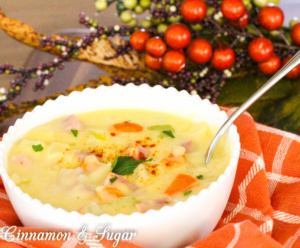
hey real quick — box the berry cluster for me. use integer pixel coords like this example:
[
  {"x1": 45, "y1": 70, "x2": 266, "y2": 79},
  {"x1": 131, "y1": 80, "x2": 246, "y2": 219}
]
[
  {"x1": 127, "y1": 0, "x2": 300, "y2": 99},
  {"x1": 131, "y1": 0, "x2": 299, "y2": 75},
  {"x1": 0, "y1": 44, "x2": 72, "y2": 114}
]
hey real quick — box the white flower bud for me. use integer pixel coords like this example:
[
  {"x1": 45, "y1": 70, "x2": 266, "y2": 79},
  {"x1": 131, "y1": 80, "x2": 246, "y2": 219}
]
[
  {"x1": 170, "y1": 6, "x2": 177, "y2": 12},
  {"x1": 0, "y1": 87, "x2": 5, "y2": 94}
]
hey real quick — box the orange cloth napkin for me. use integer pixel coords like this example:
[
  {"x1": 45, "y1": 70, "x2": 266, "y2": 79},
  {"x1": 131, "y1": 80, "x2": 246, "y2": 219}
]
[{"x1": 0, "y1": 107, "x2": 299, "y2": 248}]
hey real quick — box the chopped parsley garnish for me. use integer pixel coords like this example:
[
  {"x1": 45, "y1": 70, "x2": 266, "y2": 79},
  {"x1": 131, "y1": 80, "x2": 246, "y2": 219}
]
[
  {"x1": 90, "y1": 130, "x2": 107, "y2": 140},
  {"x1": 162, "y1": 130, "x2": 175, "y2": 138},
  {"x1": 148, "y1": 125, "x2": 175, "y2": 138},
  {"x1": 112, "y1": 155, "x2": 118, "y2": 169},
  {"x1": 196, "y1": 175, "x2": 204, "y2": 180},
  {"x1": 71, "y1": 129, "x2": 78, "y2": 137},
  {"x1": 148, "y1": 125, "x2": 174, "y2": 132},
  {"x1": 112, "y1": 156, "x2": 153, "y2": 175},
  {"x1": 124, "y1": 120, "x2": 131, "y2": 123},
  {"x1": 109, "y1": 176, "x2": 118, "y2": 183},
  {"x1": 32, "y1": 144, "x2": 44, "y2": 152},
  {"x1": 183, "y1": 190, "x2": 192, "y2": 196}
]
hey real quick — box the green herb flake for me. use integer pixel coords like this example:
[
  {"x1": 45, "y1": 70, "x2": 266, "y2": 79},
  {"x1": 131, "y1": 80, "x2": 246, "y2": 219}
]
[
  {"x1": 11, "y1": 174, "x2": 30, "y2": 186},
  {"x1": 184, "y1": 190, "x2": 192, "y2": 196},
  {"x1": 71, "y1": 129, "x2": 78, "y2": 137},
  {"x1": 196, "y1": 175, "x2": 204, "y2": 180},
  {"x1": 124, "y1": 120, "x2": 131, "y2": 123},
  {"x1": 162, "y1": 130, "x2": 175, "y2": 138},
  {"x1": 109, "y1": 176, "x2": 118, "y2": 183},
  {"x1": 32, "y1": 144, "x2": 44, "y2": 152},
  {"x1": 90, "y1": 130, "x2": 107, "y2": 140},
  {"x1": 112, "y1": 155, "x2": 118, "y2": 169},
  {"x1": 148, "y1": 125, "x2": 175, "y2": 132},
  {"x1": 112, "y1": 156, "x2": 153, "y2": 175}
]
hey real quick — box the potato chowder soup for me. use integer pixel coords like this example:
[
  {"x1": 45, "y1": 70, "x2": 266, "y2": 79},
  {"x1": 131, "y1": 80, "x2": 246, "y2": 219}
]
[{"x1": 8, "y1": 109, "x2": 231, "y2": 216}]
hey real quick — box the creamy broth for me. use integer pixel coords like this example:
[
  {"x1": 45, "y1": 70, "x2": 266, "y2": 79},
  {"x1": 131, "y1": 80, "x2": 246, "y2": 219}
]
[{"x1": 8, "y1": 109, "x2": 231, "y2": 216}]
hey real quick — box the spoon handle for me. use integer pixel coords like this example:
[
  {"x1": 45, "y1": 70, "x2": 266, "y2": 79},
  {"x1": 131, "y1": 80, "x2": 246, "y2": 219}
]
[{"x1": 206, "y1": 50, "x2": 300, "y2": 164}]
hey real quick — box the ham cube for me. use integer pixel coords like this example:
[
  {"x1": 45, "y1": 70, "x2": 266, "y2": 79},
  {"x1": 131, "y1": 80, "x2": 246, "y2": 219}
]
[
  {"x1": 126, "y1": 143, "x2": 148, "y2": 160},
  {"x1": 11, "y1": 155, "x2": 31, "y2": 166},
  {"x1": 96, "y1": 186, "x2": 125, "y2": 203},
  {"x1": 182, "y1": 140, "x2": 193, "y2": 153},
  {"x1": 75, "y1": 151, "x2": 90, "y2": 162},
  {"x1": 104, "y1": 173, "x2": 138, "y2": 191},
  {"x1": 136, "y1": 199, "x2": 171, "y2": 213},
  {"x1": 64, "y1": 114, "x2": 84, "y2": 131}
]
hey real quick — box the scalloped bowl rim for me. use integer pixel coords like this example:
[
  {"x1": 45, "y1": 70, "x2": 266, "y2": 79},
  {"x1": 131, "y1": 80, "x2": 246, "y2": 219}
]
[{"x1": 0, "y1": 83, "x2": 240, "y2": 225}]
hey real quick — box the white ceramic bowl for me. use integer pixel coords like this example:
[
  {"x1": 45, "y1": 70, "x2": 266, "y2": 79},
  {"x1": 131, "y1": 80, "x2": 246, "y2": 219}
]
[{"x1": 0, "y1": 84, "x2": 240, "y2": 248}]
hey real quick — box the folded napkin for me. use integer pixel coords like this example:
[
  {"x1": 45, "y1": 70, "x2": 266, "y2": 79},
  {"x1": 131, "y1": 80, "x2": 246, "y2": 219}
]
[{"x1": 0, "y1": 107, "x2": 299, "y2": 248}]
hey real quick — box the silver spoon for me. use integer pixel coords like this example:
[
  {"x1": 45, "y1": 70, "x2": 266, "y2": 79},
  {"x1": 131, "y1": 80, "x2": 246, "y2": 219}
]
[{"x1": 206, "y1": 50, "x2": 300, "y2": 164}]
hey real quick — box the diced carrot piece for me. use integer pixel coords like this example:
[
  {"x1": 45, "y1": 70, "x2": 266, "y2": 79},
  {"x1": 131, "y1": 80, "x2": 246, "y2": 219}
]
[
  {"x1": 113, "y1": 122, "x2": 143, "y2": 133},
  {"x1": 96, "y1": 186, "x2": 125, "y2": 203},
  {"x1": 165, "y1": 174, "x2": 199, "y2": 196},
  {"x1": 105, "y1": 187, "x2": 125, "y2": 197}
]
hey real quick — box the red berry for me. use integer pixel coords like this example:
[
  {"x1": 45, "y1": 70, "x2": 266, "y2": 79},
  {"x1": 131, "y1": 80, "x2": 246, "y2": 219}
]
[
  {"x1": 145, "y1": 37, "x2": 167, "y2": 58},
  {"x1": 211, "y1": 45, "x2": 235, "y2": 70},
  {"x1": 164, "y1": 23, "x2": 191, "y2": 49},
  {"x1": 291, "y1": 23, "x2": 300, "y2": 45},
  {"x1": 180, "y1": 0, "x2": 207, "y2": 23},
  {"x1": 129, "y1": 30, "x2": 151, "y2": 52},
  {"x1": 221, "y1": 0, "x2": 245, "y2": 21},
  {"x1": 145, "y1": 54, "x2": 162, "y2": 70},
  {"x1": 248, "y1": 37, "x2": 274, "y2": 63},
  {"x1": 258, "y1": 6, "x2": 284, "y2": 31},
  {"x1": 283, "y1": 57, "x2": 300, "y2": 79},
  {"x1": 258, "y1": 54, "x2": 281, "y2": 75},
  {"x1": 162, "y1": 50, "x2": 186, "y2": 72},
  {"x1": 187, "y1": 38, "x2": 212, "y2": 64},
  {"x1": 230, "y1": 10, "x2": 249, "y2": 28}
]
